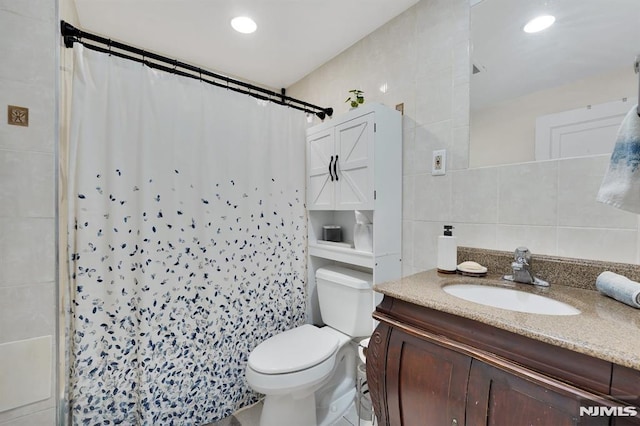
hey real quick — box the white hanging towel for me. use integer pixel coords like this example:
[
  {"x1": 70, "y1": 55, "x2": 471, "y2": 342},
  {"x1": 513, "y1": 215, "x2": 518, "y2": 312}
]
[{"x1": 596, "y1": 104, "x2": 640, "y2": 213}]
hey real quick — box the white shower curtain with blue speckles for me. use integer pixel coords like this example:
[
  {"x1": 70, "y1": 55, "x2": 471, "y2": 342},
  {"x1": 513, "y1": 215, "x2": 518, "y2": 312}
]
[{"x1": 67, "y1": 45, "x2": 308, "y2": 425}]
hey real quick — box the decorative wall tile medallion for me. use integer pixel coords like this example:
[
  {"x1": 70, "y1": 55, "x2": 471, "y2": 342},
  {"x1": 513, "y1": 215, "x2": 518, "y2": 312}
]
[{"x1": 8, "y1": 105, "x2": 29, "y2": 127}]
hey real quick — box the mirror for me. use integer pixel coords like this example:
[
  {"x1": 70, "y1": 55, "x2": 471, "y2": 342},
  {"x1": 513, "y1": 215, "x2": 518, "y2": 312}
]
[{"x1": 470, "y1": 0, "x2": 640, "y2": 168}]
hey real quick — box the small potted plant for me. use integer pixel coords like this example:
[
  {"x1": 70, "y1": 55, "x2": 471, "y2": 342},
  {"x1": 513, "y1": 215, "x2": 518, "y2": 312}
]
[{"x1": 345, "y1": 89, "x2": 365, "y2": 108}]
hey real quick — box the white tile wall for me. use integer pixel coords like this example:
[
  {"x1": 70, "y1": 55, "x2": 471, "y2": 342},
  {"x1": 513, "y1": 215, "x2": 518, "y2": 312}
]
[
  {"x1": 0, "y1": 152, "x2": 55, "y2": 218},
  {"x1": 429, "y1": 158, "x2": 640, "y2": 264},
  {"x1": 557, "y1": 227, "x2": 637, "y2": 264},
  {"x1": 0, "y1": 408, "x2": 56, "y2": 426},
  {"x1": 288, "y1": 0, "x2": 640, "y2": 275},
  {"x1": 0, "y1": 282, "x2": 55, "y2": 343},
  {"x1": 411, "y1": 221, "x2": 443, "y2": 272},
  {"x1": 0, "y1": 336, "x2": 52, "y2": 413},
  {"x1": 495, "y1": 225, "x2": 557, "y2": 255},
  {"x1": 451, "y1": 167, "x2": 497, "y2": 224},
  {"x1": 557, "y1": 155, "x2": 638, "y2": 229},
  {"x1": 0, "y1": 218, "x2": 55, "y2": 285},
  {"x1": 0, "y1": 12, "x2": 55, "y2": 87},
  {"x1": 498, "y1": 161, "x2": 558, "y2": 226},
  {"x1": 0, "y1": 0, "x2": 56, "y2": 423},
  {"x1": 454, "y1": 223, "x2": 497, "y2": 250},
  {"x1": 414, "y1": 173, "x2": 451, "y2": 222}
]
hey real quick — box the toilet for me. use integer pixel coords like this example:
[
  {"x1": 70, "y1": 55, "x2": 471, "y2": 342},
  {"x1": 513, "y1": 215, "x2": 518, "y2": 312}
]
[{"x1": 245, "y1": 265, "x2": 374, "y2": 426}]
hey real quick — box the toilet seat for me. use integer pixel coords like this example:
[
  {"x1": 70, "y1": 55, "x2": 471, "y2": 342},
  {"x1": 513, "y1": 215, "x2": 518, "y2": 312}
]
[
  {"x1": 248, "y1": 324, "x2": 339, "y2": 374},
  {"x1": 245, "y1": 325, "x2": 345, "y2": 396},
  {"x1": 246, "y1": 351, "x2": 337, "y2": 395}
]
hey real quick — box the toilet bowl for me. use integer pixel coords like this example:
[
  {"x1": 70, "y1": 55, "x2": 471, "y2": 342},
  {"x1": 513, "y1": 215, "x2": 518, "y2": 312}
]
[
  {"x1": 246, "y1": 325, "x2": 355, "y2": 426},
  {"x1": 245, "y1": 265, "x2": 374, "y2": 426}
]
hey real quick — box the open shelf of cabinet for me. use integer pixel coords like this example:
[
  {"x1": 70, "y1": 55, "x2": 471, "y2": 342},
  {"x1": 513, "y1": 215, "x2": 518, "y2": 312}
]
[{"x1": 308, "y1": 242, "x2": 374, "y2": 268}]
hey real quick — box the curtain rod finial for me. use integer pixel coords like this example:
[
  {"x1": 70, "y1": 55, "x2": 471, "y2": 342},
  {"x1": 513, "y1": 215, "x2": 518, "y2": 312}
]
[{"x1": 61, "y1": 20, "x2": 79, "y2": 48}]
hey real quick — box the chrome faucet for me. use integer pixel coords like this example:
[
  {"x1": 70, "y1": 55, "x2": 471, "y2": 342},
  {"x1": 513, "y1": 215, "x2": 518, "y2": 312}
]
[{"x1": 503, "y1": 247, "x2": 549, "y2": 287}]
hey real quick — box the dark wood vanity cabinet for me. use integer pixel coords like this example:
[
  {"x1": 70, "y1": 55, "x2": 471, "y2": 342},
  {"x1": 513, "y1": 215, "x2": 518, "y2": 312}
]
[{"x1": 367, "y1": 296, "x2": 640, "y2": 426}]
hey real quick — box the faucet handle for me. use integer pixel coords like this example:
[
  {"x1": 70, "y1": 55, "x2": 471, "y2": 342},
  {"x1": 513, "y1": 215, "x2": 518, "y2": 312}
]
[
  {"x1": 510, "y1": 261, "x2": 525, "y2": 272},
  {"x1": 514, "y1": 246, "x2": 531, "y2": 265}
]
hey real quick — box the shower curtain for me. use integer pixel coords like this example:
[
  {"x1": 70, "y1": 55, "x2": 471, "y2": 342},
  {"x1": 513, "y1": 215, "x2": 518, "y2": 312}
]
[{"x1": 67, "y1": 45, "x2": 307, "y2": 425}]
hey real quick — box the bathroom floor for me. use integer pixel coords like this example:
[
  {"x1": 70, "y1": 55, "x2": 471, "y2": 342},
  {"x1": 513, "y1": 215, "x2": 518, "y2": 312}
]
[{"x1": 206, "y1": 400, "x2": 371, "y2": 426}]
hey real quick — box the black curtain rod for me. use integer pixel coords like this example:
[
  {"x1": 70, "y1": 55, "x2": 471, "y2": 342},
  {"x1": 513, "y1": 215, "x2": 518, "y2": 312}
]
[{"x1": 60, "y1": 21, "x2": 333, "y2": 120}]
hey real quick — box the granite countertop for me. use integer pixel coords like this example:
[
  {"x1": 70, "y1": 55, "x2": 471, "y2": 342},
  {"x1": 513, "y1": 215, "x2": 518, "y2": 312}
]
[{"x1": 374, "y1": 269, "x2": 640, "y2": 371}]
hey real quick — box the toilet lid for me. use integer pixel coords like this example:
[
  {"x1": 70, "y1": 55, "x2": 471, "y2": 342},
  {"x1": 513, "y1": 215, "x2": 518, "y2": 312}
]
[{"x1": 248, "y1": 324, "x2": 339, "y2": 375}]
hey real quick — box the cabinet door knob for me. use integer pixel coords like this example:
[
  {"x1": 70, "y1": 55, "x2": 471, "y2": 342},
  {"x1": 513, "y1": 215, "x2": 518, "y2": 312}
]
[
  {"x1": 334, "y1": 155, "x2": 339, "y2": 181},
  {"x1": 328, "y1": 155, "x2": 335, "y2": 181},
  {"x1": 452, "y1": 419, "x2": 458, "y2": 426}
]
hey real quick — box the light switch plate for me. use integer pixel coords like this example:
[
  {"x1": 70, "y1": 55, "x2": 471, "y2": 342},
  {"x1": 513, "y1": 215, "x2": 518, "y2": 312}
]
[{"x1": 432, "y1": 149, "x2": 446, "y2": 175}]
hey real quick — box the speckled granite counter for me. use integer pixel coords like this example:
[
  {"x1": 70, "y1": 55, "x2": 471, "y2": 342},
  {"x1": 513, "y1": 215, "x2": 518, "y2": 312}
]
[{"x1": 374, "y1": 269, "x2": 640, "y2": 371}]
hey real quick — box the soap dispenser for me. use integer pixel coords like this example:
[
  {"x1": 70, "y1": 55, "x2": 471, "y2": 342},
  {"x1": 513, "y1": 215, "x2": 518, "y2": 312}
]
[{"x1": 437, "y1": 225, "x2": 457, "y2": 273}]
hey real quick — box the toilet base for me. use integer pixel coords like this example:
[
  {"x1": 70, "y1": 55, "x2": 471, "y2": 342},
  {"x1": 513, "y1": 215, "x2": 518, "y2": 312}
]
[
  {"x1": 260, "y1": 393, "x2": 316, "y2": 426},
  {"x1": 317, "y1": 388, "x2": 356, "y2": 426},
  {"x1": 257, "y1": 342, "x2": 357, "y2": 426},
  {"x1": 257, "y1": 388, "x2": 356, "y2": 426}
]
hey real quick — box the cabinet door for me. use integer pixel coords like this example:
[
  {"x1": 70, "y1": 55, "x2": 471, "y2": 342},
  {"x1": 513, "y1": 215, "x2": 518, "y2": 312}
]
[
  {"x1": 611, "y1": 365, "x2": 640, "y2": 425},
  {"x1": 466, "y1": 359, "x2": 608, "y2": 426},
  {"x1": 334, "y1": 113, "x2": 375, "y2": 210},
  {"x1": 385, "y1": 328, "x2": 470, "y2": 426},
  {"x1": 306, "y1": 128, "x2": 335, "y2": 210}
]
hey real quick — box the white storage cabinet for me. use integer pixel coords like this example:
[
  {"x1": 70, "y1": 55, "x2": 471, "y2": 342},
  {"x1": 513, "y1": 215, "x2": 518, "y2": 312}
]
[{"x1": 305, "y1": 103, "x2": 403, "y2": 328}]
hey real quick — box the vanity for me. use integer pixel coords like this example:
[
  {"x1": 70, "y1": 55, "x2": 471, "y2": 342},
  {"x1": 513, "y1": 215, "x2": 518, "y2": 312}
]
[{"x1": 366, "y1": 250, "x2": 640, "y2": 426}]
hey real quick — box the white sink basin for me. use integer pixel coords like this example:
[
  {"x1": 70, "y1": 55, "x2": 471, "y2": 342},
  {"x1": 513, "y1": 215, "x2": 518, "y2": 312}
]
[{"x1": 443, "y1": 283, "x2": 581, "y2": 316}]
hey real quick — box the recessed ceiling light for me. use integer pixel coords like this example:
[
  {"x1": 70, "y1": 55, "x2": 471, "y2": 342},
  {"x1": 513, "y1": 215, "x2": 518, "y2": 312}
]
[
  {"x1": 523, "y1": 15, "x2": 555, "y2": 33},
  {"x1": 231, "y1": 16, "x2": 257, "y2": 34}
]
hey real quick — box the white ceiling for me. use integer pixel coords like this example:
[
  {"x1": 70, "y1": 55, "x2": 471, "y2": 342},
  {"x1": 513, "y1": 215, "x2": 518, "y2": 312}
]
[
  {"x1": 73, "y1": 0, "x2": 639, "y2": 108},
  {"x1": 471, "y1": 0, "x2": 640, "y2": 110},
  {"x1": 73, "y1": 0, "x2": 419, "y2": 90}
]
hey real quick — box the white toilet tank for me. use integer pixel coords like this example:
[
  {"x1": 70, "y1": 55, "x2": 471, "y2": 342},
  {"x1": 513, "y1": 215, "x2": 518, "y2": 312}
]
[{"x1": 316, "y1": 265, "x2": 374, "y2": 337}]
